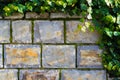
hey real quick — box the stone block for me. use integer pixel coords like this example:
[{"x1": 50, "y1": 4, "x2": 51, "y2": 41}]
[
  {"x1": 42, "y1": 45, "x2": 75, "y2": 68},
  {"x1": 34, "y1": 20, "x2": 64, "y2": 43},
  {"x1": 0, "y1": 20, "x2": 10, "y2": 43},
  {"x1": 0, "y1": 69, "x2": 18, "y2": 80},
  {"x1": 66, "y1": 21, "x2": 100, "y2": 43},
  {"x1": 77, "y1": 45, "x2": 103, "y2": 68},
  {"x1": 26, "y1": 12, "x2": 49, "y2": 19},
  {"x1": 4, "y1": 44, "x2": 41, "y2": 68},
  {"x1": 0, "y1": 45, "x2": 3, "y2": 68},
  {"x1": 5, "y1": 13, "x2": 24, "y2": 19},
  {"x1": 12, "y1": 20, "x2": 32, "y2": 43},
  {"x1": 50, "y1": 13, "x2": 82, "y2": 18},
  {"x1": 20, "y1": 69, "x2": 59, "y2": 80},
  {"x1": 61, "y1": 70, "x2": 106, "y2": 80},
  {"x1": 50, "y1": 13, "x2": 68, "y2": 18},
  {"x1": 68, "y1": 15, "x2": 82, "y2": 18},
  {"x1": 0, "y1": 16, "x2": 2, "y2": 19}
]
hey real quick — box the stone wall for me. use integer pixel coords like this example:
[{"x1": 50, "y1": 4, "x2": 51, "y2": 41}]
[{"x1": 0, "y1": 12, "x2": 111, "y2": 80}]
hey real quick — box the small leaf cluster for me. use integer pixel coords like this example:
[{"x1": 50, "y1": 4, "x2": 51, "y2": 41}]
[
  {"x1": 0, "y1": 0, "x2": 79, "y2": 16},
  {"x1": 0, "y1": 0, "x2": 120, "y2": 78}
]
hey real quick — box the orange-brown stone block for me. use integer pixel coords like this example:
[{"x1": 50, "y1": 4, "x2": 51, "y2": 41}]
[
  {"x1": 77, "y1": 45, "x2": 103, "y2": 68},
  {"x1": 4, "y1": 45, "x2": 41, "y2": 68},
  {"x1": 20, "y1": 69, "x2": 59, "y2": 80}
]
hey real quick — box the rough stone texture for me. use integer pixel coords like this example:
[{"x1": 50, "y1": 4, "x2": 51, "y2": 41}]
[
  {"x1": 0, "y1": 69, "x2": 18, "y2": 80},
  {"x1": 50, "y1": 13, "x2": 69, "y2": 18},
  {"x1": 5, "y1": 13, "x2": 24, "y2": 19},
  {"x1": 20, "y1": 69, "x2": 59, "y2": 80},
  {"x1": 42, "y1": 45, "x2": 75, "y2": 68},
  {"x1": 68, "y1": 15, "x2": 82, "y2": 18},
  {"x1": 12, "y1": 20, "x2": 32, "y2": 43},
  {"x1": 26, "y1": 12, "x2": 49, "y2": 19},
  {"x1": 61, "y1": 70, "x2": 106, "y2": 80},
  {"x1": 66, "y1": 21, "x2": 100, "y2": 43},
  {"x1": 0, "y1": 16, "x2": 2, "y2": 19},
  {"x1": 50, "y1": 13, "x2": 82, "y2": 18},
  {"x1": 0, "y1": 20, "x2": 10, "y2": 43},
  {"x1": 4, "y1": 44, "x2": 41, "y2": 68},
  {"x1": 77, "y1": 45, "x2": 103, "y2": 68},
  {"x1": 0, "y1": 45, "x2": 3, "y2": 68},
  {"x1": 34, "y1": 20, "x2": 64, "y2": 43}
]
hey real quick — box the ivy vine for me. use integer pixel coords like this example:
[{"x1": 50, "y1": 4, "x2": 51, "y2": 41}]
[{"x1": 0, "y1": 0, "x2": 120, "y2": 78}]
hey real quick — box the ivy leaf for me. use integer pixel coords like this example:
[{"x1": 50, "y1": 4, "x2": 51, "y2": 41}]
[
  {"x1": 27, "y1": 6, "x2": 33, "y2": 11},
  {"x1": 87, "y1": 13, "x2": 92, "y2": 19},
  {"x1": 66, "y1": 0, "x2": 77, "y2": 5},
  {"x1": 112, "y1": 65, "x2": 117, "y2": 70},
  {"x1": 114, "y1": 31, "x2": 120, "y2": 36},
  {"x1": 105, "y1": 0, "x2": 114, "y2": 7},
  {"x1": 3, "y1": 6, "x2": 10, "y2": 12},
  {"x1": 87, "y1": 7, "x2": 92, "y2": 14},
  {"x1": 103, "y1": 15, "x2": 116, "y2": 23},
  {"x1": 80, "y1": 18, "x2": 85, "y2": 22},
  {"x1": 117, "y1": 14, "x2": 120, "y2": 24},
  {"x1": 108, "y1": 62, "x2": 113, "y2": 70},
  {"x1": 85, "y1": 22, "x2": 91, "y2": 28},
  {"x1": 80, "y1": 4, "x2": 87, "y2": 11},
  {"x1": 86, "y1": 0, "x2": 93, "y2": 6},
  {"x1": 17, "y1": 4, "x2": 25, "y2": 13},
  {"x1": 104, "y1": 28, "x2": 113, "y2": 37}
]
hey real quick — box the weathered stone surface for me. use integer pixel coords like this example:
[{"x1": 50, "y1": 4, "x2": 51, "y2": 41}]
[
  {"x1": 0, "y1": 69, "x2": 18, "y2": 80},
  {"x1": 5, "y1": 13, "x2": 24, "y2": 19},
  {"x1": 4, "y1": 45, "x2": 41, "y2": 68},
  {"x1": 50, "y1": 13, "x2": 68, "y2": 18},
  {"x1": 12, "y1": 20, "x2": 32, "y2": 43},
  {"x1": 0, "y1": 20, "x2": 10, "y2": 43},
  {"x1": 20, "y1": 69, "x2": 59, "y2": 80},
  {"x1": 77, "y1": 45, "x2": 102, "y2": 68},
  {"x1": 34, "y1": 20, "x2": 64, "y2": 43},
  {"x1": 61, "y1": 70, "x2": 106, "y2": 80},
  {"x1": 42, "y1": 45, "x2": 75, "y2": 68},
  {"x1": 0, "y1": 45, "x2": 3, "y2": 68},
  {"x1": 66, "y1": 21, "x2": 100, "y2": 43},
  {"x1": 0, "y1": 16, "x2": 2, "y2": 19},
  {"x1": 50, "y1": 13, "x2": 82, "y2": 18},
  {"x1": 68, "y1": 15, "x2": 82, "y2": 18},
  {"x1": 26, "y1": 12, "x2": 49, "y2": 19}
]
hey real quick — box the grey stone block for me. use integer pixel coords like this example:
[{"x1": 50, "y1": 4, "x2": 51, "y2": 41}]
[
  {"x1": 5, "y1": 13, "x2": 24, "y2": 19},
  {"x1": 61, "y1": 70, "x2": 106, "y2": 80},
  {"x1": 0, "y1": 69, "x2": 18, "y2": 80},
  {"x1": 4, "y1": 44, "x2": 41, "y2": 68},
  {"x1": 42, "y1": 45, "x2": 75, "y2": 68},
  {"x1": 20, "y1": 69, "x2": 59, "y2": 80},
  {"x1": 77, "y1": 45, "x2": 103, "y2": 68},
  {"x1": 50, "y1": 13, "x2": 82, "y2": 18},
  {"x1": 12, "y1": 20, "x2": 32, "y2": 43},
  {"x1": 50, "y1": 13, "x2": 69, "y2": 18},
  {"x1": 0, "y1": 45, "x2": 3, "y2": 68},
  {"x1": 0, "y1": 16, "x2": 2, "y2": 19},
  {"x1": 0, "y1": 20, "x2": 10, "y2": 43},
  {"x1": 66, "y1": 21, "x2": 100, "y2": 43},
  {"x1": 26, "y1": 12, "x2": 49, "y2": 19},
  {"x1": 34, "y1": 20, "x2": 64, "y2": 43}
]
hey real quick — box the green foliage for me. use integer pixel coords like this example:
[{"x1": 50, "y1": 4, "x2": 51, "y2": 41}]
[{"x1": 0, "y1": 0, "x2": 120, "y2": 78}]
